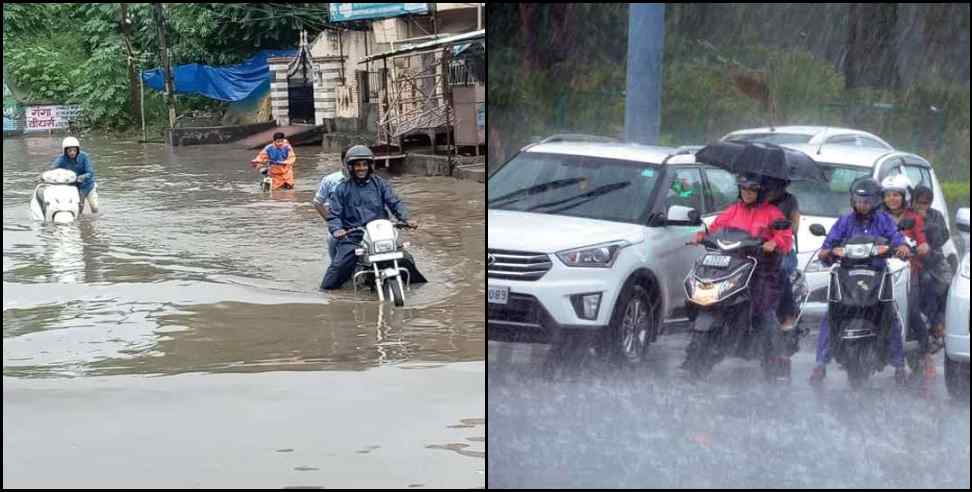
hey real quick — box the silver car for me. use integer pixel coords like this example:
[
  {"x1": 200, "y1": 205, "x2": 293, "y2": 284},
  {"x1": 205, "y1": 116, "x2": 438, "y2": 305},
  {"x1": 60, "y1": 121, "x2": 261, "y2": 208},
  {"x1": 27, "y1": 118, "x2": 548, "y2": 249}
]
[{"x1": 945, "y1": 207, "x2": 970, "y2": 399}]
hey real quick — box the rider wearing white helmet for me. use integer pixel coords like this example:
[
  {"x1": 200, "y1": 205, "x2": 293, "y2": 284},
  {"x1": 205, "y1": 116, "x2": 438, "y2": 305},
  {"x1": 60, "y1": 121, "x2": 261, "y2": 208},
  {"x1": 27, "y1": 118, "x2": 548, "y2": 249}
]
[
  {"x1": 51, "y1": 136, "x2": 98, "y2": 214},
  {"x1": 880, "y1": 174, "x2": 929, "y2": 256}
]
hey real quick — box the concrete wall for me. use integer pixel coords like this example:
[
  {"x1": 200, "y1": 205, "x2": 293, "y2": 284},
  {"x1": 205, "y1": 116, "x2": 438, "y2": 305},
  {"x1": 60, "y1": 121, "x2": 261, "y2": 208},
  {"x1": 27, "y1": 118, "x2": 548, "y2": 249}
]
[
  {"x1": 168, "y1": 121, "x2": 277, "y2": 146},
  {"x1": 268, "y1": 57, "x2": 292, "y2": 127}
]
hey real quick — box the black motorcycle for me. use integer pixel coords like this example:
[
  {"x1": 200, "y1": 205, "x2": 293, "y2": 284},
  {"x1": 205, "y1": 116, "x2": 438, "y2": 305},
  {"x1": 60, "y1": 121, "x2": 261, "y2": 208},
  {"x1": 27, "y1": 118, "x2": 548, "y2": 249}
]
[
  {"x1": 808, "y1": 219, "x2": 914, "y2": 389},
  {"x1": 682, "y1": 220, "x2": 791, "y2": 381}
]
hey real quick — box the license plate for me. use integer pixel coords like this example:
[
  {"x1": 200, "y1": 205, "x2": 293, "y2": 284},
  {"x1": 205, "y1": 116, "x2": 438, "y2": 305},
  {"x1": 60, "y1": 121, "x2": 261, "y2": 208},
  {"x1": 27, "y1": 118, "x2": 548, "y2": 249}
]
[
  {"x1": 488, "y1": 286, "x2": 509, "y2": 305},
  {"x1": 702, "y1": 255, "x2": 731, "y2": 268},
  {"x1": 693, "y1": 284, "x2": 718, "y2": 305}
]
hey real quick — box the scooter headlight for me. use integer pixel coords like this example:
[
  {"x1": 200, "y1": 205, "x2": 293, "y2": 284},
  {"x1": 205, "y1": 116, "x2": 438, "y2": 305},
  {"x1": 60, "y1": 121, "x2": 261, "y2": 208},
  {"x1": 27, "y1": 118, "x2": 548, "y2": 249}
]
[
  {"x1": 373, "y1": 240, "x2": 396, "y2": 254},
  {"x1": 717, "y1": 269, "x2": 749, "y2": 298},
  {"x1": 845, "y1": 243, "x2": 875, "y2": 260}
]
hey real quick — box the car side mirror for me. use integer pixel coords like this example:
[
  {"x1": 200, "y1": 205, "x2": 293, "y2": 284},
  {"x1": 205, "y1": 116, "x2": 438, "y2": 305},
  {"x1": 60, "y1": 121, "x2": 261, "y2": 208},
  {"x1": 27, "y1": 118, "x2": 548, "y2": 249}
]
[
  {"x1": 666, "y1": 205, "x2": 701, "y2": 226},
  {"x1": 957, "y1": 208, "x2": 970, "y2": 234},
  {"x1": 809, "y1": 224, "x2": 827, "y2": 237},
  {"x1": 772, "y1": 219, "x2": 792, "y2": 231},
  {"x1": 897, "y1": 218, "x2": 915, "y2": 231}
]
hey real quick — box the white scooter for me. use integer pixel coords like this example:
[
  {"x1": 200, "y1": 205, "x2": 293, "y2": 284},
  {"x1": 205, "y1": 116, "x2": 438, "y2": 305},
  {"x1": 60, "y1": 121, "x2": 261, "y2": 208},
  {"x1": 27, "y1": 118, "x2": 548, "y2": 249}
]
[
  {"x1": 350, "y1": 219, "x2": 417, "y2": 307},
  {"x1": 30, "y1": 168, "x2": 82, "y2": 224}
]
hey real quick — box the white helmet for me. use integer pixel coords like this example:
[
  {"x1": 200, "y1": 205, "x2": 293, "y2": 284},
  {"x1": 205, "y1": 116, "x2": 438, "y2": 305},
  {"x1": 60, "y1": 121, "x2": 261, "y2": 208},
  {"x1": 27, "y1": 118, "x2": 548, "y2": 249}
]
[
  {"x1": 881, "y1": 174, "x2": 913, "y2": 206},
  {"x1": 62, "y1": 136, "x2": 80, "y2": 152}
]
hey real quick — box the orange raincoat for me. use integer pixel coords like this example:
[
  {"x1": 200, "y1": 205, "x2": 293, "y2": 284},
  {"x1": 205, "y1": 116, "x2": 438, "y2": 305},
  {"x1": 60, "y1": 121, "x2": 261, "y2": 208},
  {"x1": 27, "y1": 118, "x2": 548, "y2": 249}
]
[{"x1": 251, "y1": 139, "x2": 296, "y2": 190}]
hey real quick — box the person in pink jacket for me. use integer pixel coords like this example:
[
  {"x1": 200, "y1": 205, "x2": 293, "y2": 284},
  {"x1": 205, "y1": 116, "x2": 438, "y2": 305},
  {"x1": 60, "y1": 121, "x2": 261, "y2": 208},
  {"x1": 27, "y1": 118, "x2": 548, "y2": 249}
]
[{"x1": 690, "y1": 173, "x2": 795, "y2": 381}]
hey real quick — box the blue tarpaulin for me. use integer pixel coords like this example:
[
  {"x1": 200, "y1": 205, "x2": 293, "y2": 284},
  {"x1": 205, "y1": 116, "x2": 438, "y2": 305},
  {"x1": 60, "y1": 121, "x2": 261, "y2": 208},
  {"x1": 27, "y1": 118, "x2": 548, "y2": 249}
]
[{"x1": 141, "y1": 49, "x2": 297, "y2": 102}]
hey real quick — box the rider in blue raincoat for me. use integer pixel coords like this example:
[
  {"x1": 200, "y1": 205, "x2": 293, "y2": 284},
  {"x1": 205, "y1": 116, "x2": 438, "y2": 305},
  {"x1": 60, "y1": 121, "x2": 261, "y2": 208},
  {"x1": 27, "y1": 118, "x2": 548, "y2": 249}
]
[
  {"x1": 320, "y1": 145, "x2": 426, "y2": 289},
  {"x1": 51, "y1": 136, "x2": 98, "y2": 214}
]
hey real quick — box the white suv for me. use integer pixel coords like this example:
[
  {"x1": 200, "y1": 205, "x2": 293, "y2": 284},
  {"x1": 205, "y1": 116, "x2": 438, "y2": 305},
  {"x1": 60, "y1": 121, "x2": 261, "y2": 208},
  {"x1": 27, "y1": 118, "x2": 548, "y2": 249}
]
[
  {"x1": 488, "y1": 139, "x2": 742, "y2": 364},
  {"x1": 945, "y1": 208, "x2": 970, "y2": 399},
  {"x1": 722, "y1": 126, "x2": 894, "y2": 150}
]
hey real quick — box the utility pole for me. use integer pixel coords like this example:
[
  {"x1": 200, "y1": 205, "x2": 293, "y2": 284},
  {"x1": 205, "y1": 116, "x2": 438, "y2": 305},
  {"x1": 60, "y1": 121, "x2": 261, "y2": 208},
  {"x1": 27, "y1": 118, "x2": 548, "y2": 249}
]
[
  {"x1": 432, "y1": 3, "x2": 437, "y2": 38},
  {"x1": 154, "y1": 3, "x2": 176, "y2": 132},
  {"x1": 624, "y1": 4, "x2": 665, "y2": 145},
  {"x1": 119, "y1": 3, "x2": 140, "y2": 123}
]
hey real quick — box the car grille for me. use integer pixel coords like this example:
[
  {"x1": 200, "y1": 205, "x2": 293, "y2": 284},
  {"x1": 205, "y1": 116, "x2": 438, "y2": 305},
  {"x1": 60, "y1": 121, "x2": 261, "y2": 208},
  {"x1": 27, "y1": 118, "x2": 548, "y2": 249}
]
[{"x1": 487, "y1": 249, "x2": 553, "y2": 281}]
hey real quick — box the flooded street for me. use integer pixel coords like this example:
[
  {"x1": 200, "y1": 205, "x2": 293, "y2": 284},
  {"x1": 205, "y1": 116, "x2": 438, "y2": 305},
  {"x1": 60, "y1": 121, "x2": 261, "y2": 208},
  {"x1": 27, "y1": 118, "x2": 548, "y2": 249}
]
[{"x1": 3, "y1": 135, "x2": 485, "y2": 488}]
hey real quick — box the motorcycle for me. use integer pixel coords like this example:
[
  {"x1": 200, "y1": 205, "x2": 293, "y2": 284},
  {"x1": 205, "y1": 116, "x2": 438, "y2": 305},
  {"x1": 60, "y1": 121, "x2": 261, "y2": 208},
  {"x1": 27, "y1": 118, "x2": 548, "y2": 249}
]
[
  {"x1": 249, "y1": 159, "x2": 276, "y2": 192},
  {"x1": 30, "y1": 168, "x2": 81, "y2": 224},
  {"x1": 807, "y1": 219, "x2": 915, "y2": 389},
  {"x1": 682, "y1": 220, "x2": 793, "y2": 381},
  {"x1": 349, "y1": 219, "x2": 419, "y2": 307}
]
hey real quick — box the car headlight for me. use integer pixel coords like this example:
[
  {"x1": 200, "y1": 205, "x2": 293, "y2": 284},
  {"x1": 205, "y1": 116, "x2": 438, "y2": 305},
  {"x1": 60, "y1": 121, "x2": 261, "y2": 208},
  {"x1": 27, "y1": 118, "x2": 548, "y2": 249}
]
[
  {"x1": 962, "y1": 259, "x2": 970, "y2": 279},
  {"x1": 373, "y1": 240, "x2": 396, "y2": 254},
  {"x1": 557, "y1": 241, "x2": 628, "y2": 268}
]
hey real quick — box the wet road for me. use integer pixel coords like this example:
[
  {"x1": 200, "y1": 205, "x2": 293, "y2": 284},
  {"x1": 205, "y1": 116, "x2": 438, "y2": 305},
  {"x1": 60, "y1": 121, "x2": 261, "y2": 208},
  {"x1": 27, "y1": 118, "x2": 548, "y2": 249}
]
[
  {"x1": 3, "y1": 135, "x2": 485, "y2": 488},
  {"x1": 488, "y1": 328, "x2": 971, "y2": 489}
]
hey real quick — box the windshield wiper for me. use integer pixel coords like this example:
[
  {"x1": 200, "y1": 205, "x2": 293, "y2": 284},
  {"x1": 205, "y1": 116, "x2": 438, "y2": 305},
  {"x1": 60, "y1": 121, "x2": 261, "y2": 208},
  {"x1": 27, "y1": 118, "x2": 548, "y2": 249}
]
[
  {"x1": 527, "y1": 181, "x2": 631, "y2": 213},
  {"x1": 488, "y1": 177, "x2": 586, "y2": 208}
]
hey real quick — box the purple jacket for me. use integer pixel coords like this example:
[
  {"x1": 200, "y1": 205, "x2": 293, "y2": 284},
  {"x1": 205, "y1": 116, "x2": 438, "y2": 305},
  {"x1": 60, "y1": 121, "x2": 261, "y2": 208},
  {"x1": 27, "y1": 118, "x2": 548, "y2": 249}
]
[{"x1": 821, "y1": 210, "x2": 905, "y2": 266}]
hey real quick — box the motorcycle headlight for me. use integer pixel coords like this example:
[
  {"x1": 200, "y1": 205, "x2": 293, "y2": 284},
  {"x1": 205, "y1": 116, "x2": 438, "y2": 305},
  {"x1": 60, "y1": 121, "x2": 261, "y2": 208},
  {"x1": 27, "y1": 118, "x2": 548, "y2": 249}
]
[
  {"x1": 373, "y1": 240, "x2": 396, "y2": 254},
  {"x1": 557, "y1": 241, "x2": 628, "y2": 268},
  {"x1": 845, "y1": 243, "x2": 875, "y2": 260}
]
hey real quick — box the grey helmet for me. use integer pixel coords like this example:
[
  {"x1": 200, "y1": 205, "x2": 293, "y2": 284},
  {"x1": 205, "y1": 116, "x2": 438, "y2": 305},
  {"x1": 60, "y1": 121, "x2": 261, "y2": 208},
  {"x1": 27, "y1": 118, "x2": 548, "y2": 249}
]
[{"x1": 344, "y1": 144, "x2": 375, "y2": 181}]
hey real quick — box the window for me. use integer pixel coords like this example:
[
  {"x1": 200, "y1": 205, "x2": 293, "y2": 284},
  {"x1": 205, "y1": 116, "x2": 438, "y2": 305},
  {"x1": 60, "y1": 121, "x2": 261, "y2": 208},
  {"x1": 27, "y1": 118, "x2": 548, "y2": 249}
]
[
  {"x1": 857, "y1": 136, "x2": 890, "y2": 149},
  {"x1": 704, "y1": 168, "x2": 738, "y2": 214},
  {"x1": 725, "y1": 133, "x2": 812, "y2": 145},
  {"x1": 788, "y1": 165, "x2": 871, "y2": 217},
  {"x1": 825, "y1": 135, "x2": 858, "y2": 146},
  {"x1": 664, "y1": 168, "x2": 704, "y2": 214},
  {"x1": 488, "y1": 152, "x2": 661, "y2": 224},
  {"x1": 903, "y1": 165, "x2": 931, "y2": 189}
]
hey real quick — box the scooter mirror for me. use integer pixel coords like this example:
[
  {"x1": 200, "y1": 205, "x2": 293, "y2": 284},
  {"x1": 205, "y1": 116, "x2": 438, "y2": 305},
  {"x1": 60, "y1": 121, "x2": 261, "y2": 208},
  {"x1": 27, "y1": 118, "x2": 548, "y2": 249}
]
[{"x1": 809, "y1": 224, "x2": 827, "y2": 237}]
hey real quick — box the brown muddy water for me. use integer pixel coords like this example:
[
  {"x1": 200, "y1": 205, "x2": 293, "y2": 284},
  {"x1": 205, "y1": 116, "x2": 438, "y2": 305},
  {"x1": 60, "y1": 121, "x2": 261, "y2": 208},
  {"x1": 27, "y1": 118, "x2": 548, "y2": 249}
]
[{"x1": 2, "y1": 135, "x2": 485, "y2": 488}]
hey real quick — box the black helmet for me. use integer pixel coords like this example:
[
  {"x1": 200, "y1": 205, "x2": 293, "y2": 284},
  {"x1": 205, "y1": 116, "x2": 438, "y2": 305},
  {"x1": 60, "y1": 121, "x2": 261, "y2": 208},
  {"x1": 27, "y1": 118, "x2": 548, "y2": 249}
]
[
  {"x1": 735, "y1": 173, "x2": 768, "y2": 205},
  {"x1": 344, "y1": 144, "x2": 375, "y2": 181},
  {"x1": 849, "y1": 177, "x2": 882, "y2": 216}
]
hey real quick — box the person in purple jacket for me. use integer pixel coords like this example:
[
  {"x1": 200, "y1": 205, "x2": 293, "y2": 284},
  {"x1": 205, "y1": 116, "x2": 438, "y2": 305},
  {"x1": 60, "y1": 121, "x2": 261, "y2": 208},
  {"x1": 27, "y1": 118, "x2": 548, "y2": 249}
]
[{"x1": 808, "y1": 177, "x2": 912, "y2": 387}]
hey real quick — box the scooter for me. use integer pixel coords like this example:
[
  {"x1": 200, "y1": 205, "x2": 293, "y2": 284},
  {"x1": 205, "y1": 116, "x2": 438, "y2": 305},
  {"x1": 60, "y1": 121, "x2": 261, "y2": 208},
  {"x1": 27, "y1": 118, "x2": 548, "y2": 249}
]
[
  {"x1": 682, "y1": 220, "x2": 793, "y2": 381},
  {"x1": 30, "y1": 168, "x2": 81, "y2": 224},
  {"x1": 807, "y1": 219, "x2": 916, "y2": 389},
  {"x1": 350, "y1": 219, "x2": 418, "y2": 307}
]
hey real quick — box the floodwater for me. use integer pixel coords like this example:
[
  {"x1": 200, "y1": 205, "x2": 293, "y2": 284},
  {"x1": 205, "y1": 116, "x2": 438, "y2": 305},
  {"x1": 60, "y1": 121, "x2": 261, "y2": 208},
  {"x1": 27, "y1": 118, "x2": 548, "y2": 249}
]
[{"x1": 2, "y1": 135, "x2": 485, "y2": 488}]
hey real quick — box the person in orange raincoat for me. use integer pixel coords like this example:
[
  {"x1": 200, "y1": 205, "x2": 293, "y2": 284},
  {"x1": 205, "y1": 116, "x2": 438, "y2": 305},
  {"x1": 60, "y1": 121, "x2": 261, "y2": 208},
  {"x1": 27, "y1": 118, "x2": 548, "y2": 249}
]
[{"x1": 250, "y1": 132, "x2": 296, "y2": 190}]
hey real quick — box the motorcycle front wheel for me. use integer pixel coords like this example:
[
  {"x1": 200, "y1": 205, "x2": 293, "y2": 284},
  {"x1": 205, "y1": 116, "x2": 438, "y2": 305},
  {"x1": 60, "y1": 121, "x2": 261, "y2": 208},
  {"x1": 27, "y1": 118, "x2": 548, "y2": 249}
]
[{"x1": 388, "y1": 277, "x2": 405, "y2": 307}]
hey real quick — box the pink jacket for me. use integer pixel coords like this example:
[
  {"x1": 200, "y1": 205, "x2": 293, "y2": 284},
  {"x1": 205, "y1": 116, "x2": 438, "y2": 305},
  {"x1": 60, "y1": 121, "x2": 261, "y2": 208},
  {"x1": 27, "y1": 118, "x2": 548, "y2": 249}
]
[{"x1": 709, "y1": 201, "x2": 794, "y2": 254}]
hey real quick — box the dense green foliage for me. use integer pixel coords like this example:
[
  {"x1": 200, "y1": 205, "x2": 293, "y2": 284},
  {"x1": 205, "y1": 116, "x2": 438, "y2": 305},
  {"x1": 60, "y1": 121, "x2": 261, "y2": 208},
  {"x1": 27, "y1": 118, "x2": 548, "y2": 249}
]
[
  {"x1": 489, "y1": 3, "x2": 971, "y2": 191},
  {"x1": 3, "y1": 3, "x2": 330, "y2": 131}
]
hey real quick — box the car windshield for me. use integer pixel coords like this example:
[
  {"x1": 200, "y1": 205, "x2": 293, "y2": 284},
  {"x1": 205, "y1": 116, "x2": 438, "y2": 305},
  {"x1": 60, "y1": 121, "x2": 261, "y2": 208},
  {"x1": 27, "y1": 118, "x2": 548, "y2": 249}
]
[
  {"x1": 488, "y1": 152, "x2": 661, "y2": 224},
  {"x1": 726, "y1": 133, "x2": 814, "y2": 145},
  {"x1": 788, "y1": 164, "x2": 872, "y2": 218}
]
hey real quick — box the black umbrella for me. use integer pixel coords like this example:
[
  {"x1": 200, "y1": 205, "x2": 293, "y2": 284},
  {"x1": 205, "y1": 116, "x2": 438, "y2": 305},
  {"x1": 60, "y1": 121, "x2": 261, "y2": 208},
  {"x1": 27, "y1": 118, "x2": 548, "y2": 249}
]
[{"x1": 696, "y1": 141, "x2": 830, "y2": 183}]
